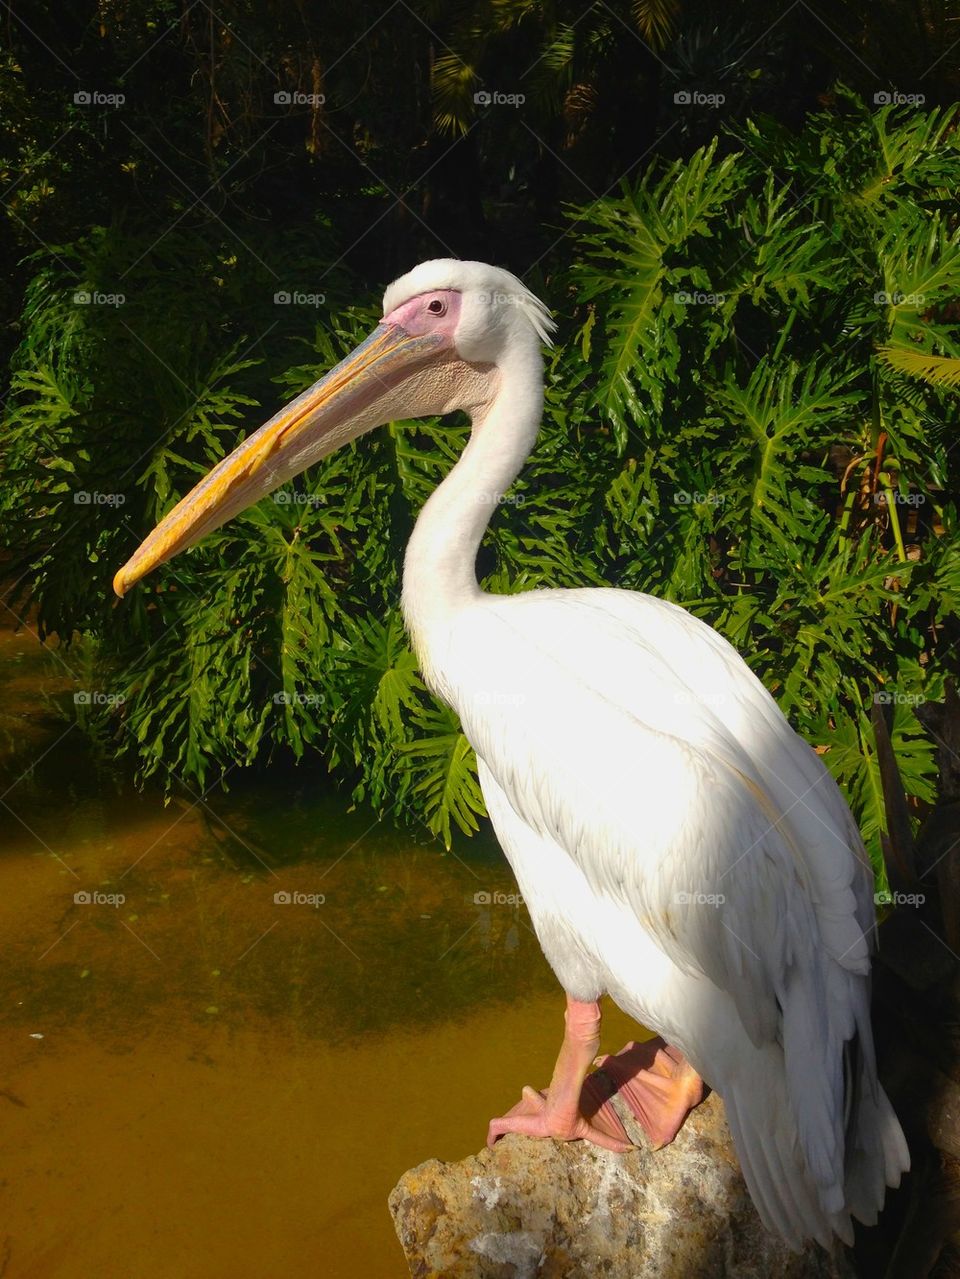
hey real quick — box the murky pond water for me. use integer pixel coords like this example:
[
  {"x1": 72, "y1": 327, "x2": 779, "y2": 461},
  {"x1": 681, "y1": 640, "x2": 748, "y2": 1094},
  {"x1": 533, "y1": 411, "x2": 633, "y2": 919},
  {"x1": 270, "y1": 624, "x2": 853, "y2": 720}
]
[{"x1": 0, "y1": 613, "x2": 646, "y2": 1277}]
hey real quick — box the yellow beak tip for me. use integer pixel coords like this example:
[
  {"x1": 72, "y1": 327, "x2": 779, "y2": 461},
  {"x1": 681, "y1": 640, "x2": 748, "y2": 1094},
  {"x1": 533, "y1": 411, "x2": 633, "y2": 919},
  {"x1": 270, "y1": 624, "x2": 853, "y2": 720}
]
[{"x1": 113, "y1": 568, "x2": 131, "y2": 598}]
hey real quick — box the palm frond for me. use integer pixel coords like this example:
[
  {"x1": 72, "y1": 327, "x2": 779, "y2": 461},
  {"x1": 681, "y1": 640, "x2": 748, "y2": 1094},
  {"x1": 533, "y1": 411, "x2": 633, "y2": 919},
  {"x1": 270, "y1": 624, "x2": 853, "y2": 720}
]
[
  {"x1": 630, "y1": 0, "x2": 678, "y2": 50},
  {"x1": 876, "y1": 347, "x2": 960, "y2": 390}
]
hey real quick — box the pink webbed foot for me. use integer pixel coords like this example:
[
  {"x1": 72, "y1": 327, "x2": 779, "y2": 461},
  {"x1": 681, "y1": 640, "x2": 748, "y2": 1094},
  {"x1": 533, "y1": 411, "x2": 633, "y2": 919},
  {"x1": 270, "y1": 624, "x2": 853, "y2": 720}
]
[
  {"x1": 486, "y1": 1075, "x2": 633, "y2": 1154},
  {"x1": 594, "y1": 1037, "x2": 705, "y2": 1150},
  {"x1": 486, "y1": 995, "x2": 634, "y2": 1154}
]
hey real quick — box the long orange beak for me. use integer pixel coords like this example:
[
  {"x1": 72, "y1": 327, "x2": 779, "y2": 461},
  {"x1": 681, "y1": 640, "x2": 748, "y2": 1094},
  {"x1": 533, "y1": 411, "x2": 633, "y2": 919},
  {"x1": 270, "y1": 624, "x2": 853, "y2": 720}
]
[{"x1": 113, "y1": 323, "x2": 443, "y2": 597}]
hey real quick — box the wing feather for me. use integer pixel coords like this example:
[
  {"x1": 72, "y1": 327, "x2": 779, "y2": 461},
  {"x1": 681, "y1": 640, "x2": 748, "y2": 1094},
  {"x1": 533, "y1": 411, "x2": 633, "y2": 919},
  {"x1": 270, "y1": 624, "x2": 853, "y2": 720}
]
[{"x1": 447, "y1": 587, "x2": 876, "y2": 1198}]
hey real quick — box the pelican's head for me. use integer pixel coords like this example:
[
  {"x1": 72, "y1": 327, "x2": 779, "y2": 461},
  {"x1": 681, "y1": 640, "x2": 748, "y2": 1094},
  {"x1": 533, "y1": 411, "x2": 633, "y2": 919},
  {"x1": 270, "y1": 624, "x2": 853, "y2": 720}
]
[{"x1": 112, "y1": 260, "x2": 554, "y2": 597}]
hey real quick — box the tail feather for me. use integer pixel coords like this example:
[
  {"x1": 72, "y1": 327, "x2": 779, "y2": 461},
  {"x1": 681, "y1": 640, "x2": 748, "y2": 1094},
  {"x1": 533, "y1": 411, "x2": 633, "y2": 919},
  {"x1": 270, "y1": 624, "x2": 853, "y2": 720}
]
[
  {"x1": 719, "y1": 1038, "x2": 907, "y2": 1250},
  {"x1": 726, "y1": 1094, "x2": 838, "y2": 1253},
  {"x1": 844, "y1": 1080, "x2": 910, "y2": 1226}
]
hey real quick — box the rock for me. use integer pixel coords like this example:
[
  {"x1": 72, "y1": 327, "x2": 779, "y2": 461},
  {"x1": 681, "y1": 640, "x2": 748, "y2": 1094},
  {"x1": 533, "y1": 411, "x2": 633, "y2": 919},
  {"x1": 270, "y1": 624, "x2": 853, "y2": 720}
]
[{"x1": 388, "y1": 1091, "x2": 854, "y2": 1278}]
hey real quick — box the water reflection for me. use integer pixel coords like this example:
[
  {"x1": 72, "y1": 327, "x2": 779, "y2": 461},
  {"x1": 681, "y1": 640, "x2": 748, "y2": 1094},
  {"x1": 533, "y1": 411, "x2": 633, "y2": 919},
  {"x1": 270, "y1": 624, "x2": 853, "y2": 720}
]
[{"x1": 1, "y1": 782, "x2": 551, "y2": 1045}]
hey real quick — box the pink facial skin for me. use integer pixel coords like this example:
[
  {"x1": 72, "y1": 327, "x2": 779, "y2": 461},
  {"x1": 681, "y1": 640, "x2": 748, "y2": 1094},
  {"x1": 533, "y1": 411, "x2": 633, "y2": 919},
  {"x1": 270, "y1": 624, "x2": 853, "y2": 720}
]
[{"x1": 383, "y1": 289, "x2": 462, "y2": 344}]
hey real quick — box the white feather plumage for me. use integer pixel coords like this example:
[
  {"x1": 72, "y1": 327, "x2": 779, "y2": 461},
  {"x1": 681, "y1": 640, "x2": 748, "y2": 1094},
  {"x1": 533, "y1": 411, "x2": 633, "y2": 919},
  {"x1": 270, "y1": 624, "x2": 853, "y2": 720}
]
[{"x1": 386, "y1": 259, "x2": 909, "y2": 1249}]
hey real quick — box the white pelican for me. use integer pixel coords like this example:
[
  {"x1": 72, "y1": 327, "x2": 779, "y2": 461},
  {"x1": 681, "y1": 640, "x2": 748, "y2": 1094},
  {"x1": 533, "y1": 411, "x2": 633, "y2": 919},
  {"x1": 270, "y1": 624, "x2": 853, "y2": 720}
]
[{"x1": 114, "y1": 259, "x2": 909, "y2": 1249}]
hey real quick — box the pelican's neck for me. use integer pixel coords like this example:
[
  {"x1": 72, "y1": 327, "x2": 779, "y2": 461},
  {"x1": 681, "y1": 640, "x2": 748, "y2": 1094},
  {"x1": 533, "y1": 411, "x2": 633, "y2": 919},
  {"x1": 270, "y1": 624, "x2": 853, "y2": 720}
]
[{"x1": 401, "y1": 347, "x2": 542, "y2": 685}]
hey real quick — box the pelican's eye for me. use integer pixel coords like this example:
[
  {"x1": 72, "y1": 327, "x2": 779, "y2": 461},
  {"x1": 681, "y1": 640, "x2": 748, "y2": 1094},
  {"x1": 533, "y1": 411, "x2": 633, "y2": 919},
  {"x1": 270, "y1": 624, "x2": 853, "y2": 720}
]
[{"x1": 427, "y1": 298, "x2": 446, "y2": 316}]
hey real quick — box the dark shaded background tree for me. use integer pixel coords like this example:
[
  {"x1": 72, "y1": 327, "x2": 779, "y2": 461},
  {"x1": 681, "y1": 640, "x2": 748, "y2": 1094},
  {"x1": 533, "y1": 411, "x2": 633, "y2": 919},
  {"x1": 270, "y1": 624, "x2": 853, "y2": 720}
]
[
  {"x1": 1, "y1": 0, "x2": 959, "y2": 854},
  {"x1": 4, "y1": 0, "x2": 959, "y2": 328}
]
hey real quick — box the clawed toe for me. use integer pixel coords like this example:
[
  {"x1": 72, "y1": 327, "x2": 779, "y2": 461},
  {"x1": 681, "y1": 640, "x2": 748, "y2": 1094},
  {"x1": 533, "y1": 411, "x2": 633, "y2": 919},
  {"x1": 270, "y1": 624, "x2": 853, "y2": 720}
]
[{"x1": 486, "y1": 1078, "x2": 633, "y2": 1152}]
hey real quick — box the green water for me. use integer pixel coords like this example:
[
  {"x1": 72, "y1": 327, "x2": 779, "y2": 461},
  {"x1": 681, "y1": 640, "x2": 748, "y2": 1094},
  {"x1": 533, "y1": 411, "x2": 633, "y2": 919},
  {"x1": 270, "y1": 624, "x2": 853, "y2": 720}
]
[{"x1": 0, "y1": 613, "x2": 645, "y2": 1277}]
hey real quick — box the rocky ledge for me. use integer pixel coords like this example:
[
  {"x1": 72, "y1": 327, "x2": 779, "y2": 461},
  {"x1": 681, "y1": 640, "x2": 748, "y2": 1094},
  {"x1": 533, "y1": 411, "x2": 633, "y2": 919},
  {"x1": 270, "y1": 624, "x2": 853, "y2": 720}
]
[{"x1": 388, "y1": 1090, "x2": 854, "y2": 1279}]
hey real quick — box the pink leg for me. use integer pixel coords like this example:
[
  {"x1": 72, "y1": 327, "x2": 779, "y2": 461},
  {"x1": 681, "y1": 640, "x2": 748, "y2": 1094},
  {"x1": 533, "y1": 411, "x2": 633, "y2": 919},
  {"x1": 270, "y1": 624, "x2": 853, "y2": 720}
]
[
  {"x1": 486, "y1": 996, "x2": 634, "y2": 1153},
  {"x1": 594, "y1": 1037, "x2": 705, "y2": 1149}
]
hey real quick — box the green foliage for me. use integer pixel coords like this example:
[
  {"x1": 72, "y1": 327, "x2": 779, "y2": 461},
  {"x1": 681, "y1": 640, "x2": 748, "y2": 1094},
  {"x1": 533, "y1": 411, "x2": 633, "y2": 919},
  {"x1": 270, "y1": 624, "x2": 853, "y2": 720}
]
[
  {"x1": 568, "y1": 100, "x2": 960, "y2": 869},
  {"x1": 3, "y1": 99, "x2": 959, "y2": 868}
]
